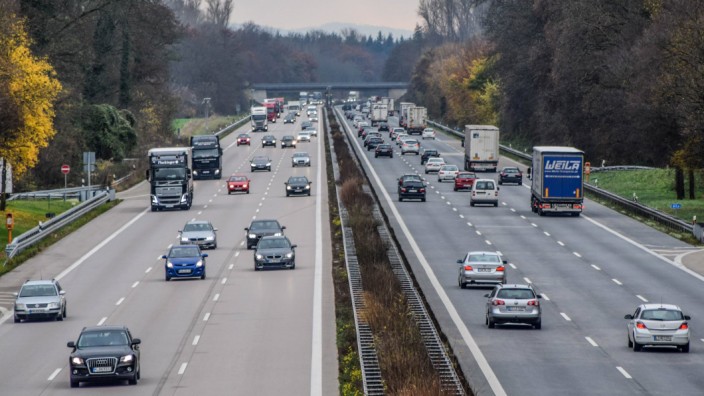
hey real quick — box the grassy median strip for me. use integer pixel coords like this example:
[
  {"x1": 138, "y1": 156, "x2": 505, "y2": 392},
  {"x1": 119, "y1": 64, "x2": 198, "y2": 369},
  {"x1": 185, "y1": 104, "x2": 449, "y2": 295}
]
[{"x1": 328, "y1": 113, "x2": 448, "y2": 395}]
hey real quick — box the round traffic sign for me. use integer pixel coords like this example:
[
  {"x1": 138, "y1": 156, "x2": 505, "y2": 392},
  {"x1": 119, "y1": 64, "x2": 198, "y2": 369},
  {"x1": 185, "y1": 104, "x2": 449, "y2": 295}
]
[{"x1": 61, "y1": 164, "x2": 70, "y2": 174}]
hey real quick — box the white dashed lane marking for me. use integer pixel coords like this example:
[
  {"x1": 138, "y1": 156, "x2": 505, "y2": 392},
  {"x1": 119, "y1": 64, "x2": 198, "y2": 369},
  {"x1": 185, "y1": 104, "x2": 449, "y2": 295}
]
[
  {"x1": 616, "y1": 367, "x2": 632, "y2": 379},
  {"x1": 612, "y1": 279, "x2": 623, "y2": 286},
  {"x1": 585, "y1": 337, "x2": 598, "y2": 347},
  {"x1": 560, "y1": 313, "x2": 572, "y2": 321}
]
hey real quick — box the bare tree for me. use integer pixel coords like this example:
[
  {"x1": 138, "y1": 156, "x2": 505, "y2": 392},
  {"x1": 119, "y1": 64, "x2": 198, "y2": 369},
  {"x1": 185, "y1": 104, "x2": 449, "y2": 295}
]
[
  {"x1": 165, "y1": 0, "x2": 203, "y2": 26},
  {"x1": 205, "y1": 0, "x2": 232, "y2": 27},
  {"x1": 418, "y1": 0, "x2": 487, "y2": 42}
]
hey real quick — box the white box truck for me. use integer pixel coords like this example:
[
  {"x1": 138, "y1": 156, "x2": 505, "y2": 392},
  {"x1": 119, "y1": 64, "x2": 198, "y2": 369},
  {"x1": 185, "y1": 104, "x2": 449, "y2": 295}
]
[
  {"x1": 287, "y1": 101, "x2": 301, "y2": 116},
  {"x1": 464, "y1": 125, "x2": 499, "y2": 171},
  {"x1": 399, "y1": 102, "x2": 415, "y2": 128},
  {"x1": 370, "y1": 103, "x2": 388, "y2": 126},
  {"x1": 406, "y1": 106, "x2": 427, "y2": 135},
  {"x1": 250, "y1": 106, "x2": 268, "y2": 132}
]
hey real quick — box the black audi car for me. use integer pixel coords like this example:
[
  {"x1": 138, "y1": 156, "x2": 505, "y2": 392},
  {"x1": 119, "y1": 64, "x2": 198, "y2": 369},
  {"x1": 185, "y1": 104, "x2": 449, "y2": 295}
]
[
  {"x1": 254, "y1": 235, "x2": 297, "y2": 270},
  {"x1": 245, "y1": 219, "x2": 286, "y2": 249},
  {"x1": 281, "y1": 135, "x2": 296, "y2": 148},
  {"x1": 375, "y1": 144, "x2": 393, "y2": 158},
  {"x1": 285, "y1": 176, "x2": 312, "y2": 197},
  {"x1": 67, "y1": 326, "x2": 141, "y2": 388},
  {"x1": 261, "y1": 135, "x2": 276, "y2": 147},
  {"x1": 398, "y1": 174, "x2": 427, "y2": 202},
  {"x1": 250, "y1": 156, "x2": 271, "y2": 172}
]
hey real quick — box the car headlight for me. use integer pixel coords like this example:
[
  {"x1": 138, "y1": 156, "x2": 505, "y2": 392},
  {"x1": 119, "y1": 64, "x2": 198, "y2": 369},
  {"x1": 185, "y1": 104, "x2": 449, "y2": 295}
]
[
  {"x1": 266, "y1": 163, "x2": 271, "y2": 166},
  {"x1": 250, "y1": 164, "x2": 255, "y2": 167},
  {"x1": 304, "y1": 185, "x2": 310, "y2": 189},
  {"x1": 248, "y1": 233, "x2": 257, "y2": 239},
  {"x1": 15, "y1": 303, "x2": 25, "y2": 310},
  {"x1": 48, "y1": 302, "x2": 60, "y2": 309},
  {"x1": 192, "y1": 170, "x2": 198, "y2": 176},
  {"x1": 206, "y1": 236, "x2": 214, "y2": 241},
  {"x1": 71, "y1": 357, "x2": 84, "y2": 365},
  {"x1": 119, "y1": 354, "x2": 134, "y2": 363},
  {"x1": 166, "y1": 261, "x2": 174, "y2": 268},
  {"x1": 196, "y1": 260, "x2": 203, "y2": 267},
  {"x1": 181, "y1": 237, "x2": 189, "y2": 242},
  {"x1": 287, "y1": 186, "x2": 292, "y2": 190},
  {"x1": 255, "y1": 254, "x2": 264, "y2": 260},
  {"x1": 286, "y1": 252, "x2": 294, "y2": 259},
  {"x1": 274, "y1": 232, "x2": 282, "y2": 236}
]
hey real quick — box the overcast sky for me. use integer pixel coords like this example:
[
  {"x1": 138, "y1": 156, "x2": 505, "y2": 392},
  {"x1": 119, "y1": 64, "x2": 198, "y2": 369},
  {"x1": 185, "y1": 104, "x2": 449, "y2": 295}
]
[{"x1": 229, "y1": 0, "x2": 421, "y2": 34}]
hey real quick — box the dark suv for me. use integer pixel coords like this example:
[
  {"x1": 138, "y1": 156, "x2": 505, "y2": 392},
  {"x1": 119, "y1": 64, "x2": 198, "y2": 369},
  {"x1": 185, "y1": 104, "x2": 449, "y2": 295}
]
[
  {"x1": 67, "y1": 326, "x2": 141, "y2": 387},
  {"x1": 378, "y1": 122, "x2": 389, "y2": 132},
  {"x1": 420, "y1": 149, "x2": 440, "y2": 165},
  {"x1": 397, "y1": 174, "x2": 426, "y2": 202},
  {"x1": 245, "y1": 219, "x2": 286, "y2": 249},
  {"x1": 498, "y1": 167, "x2": 523, "y2": 185}
]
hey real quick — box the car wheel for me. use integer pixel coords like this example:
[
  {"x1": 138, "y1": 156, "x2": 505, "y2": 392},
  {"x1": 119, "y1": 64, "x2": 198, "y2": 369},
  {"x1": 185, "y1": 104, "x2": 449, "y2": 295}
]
[
  {"x1": 681, "y1": 342, "x2": 690, "y2": 353},
  {"x1": 494, "y1": 202, "x2": 499, "y2": 207},
  {"x1": 57, "y1": 311, "x2": 63, "y2": 321},
  {"x1": 254, "y1": 265, "x2": 260, "y2": 271},
  {"x1": 421, "y1": 197, "x2": 426, "y2": 202},
  {"x1": 454, "y1": 187, "x2": 458, "y2": 191},
  {"x1": 390, "y1": 155, "x2": 393, "y2": 158},
  {"x1": 247, "y1": 190, "x2": 250, "y2": 194},
  {"x1": 308, "y1": 192, "x2": 311, "y2": 196},
  {"x1": 470, "y1": 202, "x2": 475, "y2": 207},
  {"x1": 375, "y1": 154, "x2": 378, "y2": 158},
  {"x1": 70, "y1": 380, "x2": 79, "y2": 388},
  {"x1": 459, "y1": 278, "x2": 466, "y2": 289},
  {"x1": 416, "y1": 152, "x2": 419, "y2": 155},
  {"x1": 487, "y1": 315, "x2": 496, "y2": 329},
  {"x1": 533, "y1": 320, "x2": 541, "y2": 330},
  {"x1": 128, "y1": 372, "x2": 138, "y2": 385},
  {"x1": 291, "y1": 262, "x2": 296, "y2": 270},
  {"x1": 201, "y1": 271, "x2": 206, "y2": 280},
  {"x1": 13, "y1": 315, "x2": 20, "y2": 323},
  {"x1": 267, "y1": 167, "x2": 271, "y2": 171},
  {"x1": 627, "y1": 334, "x2": 633, "y2": 348},
  {"x1": 286, "y1": 193, "x2": 290, "y2": 197},
  {"x1": 498, "y1": 180, "x2": 502, "y2": 185},
  {"x1": 165, "y1": 274, "x2": 171, "y2": 281},
  {"x1": 228, "y1": 191, "x2": 231, "y2": 195},
  {"x1": 632, "y1": 337, "x2": 642, "y2": 352},
  {"x1": 399, "y1": 196, "x2": 403, "y2": 202}
]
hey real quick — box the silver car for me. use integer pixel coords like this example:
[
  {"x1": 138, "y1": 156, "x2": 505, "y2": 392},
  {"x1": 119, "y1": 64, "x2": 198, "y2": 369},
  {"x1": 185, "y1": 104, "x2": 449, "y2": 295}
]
[
  {"x1": 179, "y1": 220, "x2": 217, "y2": 249},
  {"x1": 625, "y1": 304, "x2": 691, "y2": 352},
  {"x1": 485, "y1": 284, "x2": 542, "y2": 329},
  {"x1": 437, "y1": 164, "x2": 459, "y2": 182},
  {"x1": 457, "y1": 251, "x2": 507, "y2": 288},
  {"x1": 292, "y1": 152, "x2": 311, "y2": 167},
  {"x1": 14, "y1": 279, "x2": 67, "y2": 322},
  {"x1": 401, "y1": 139, "x2": 420, "y2": 155},
  {"x1": 297, "y1": 131, "x2": 312, "y2": 142}
]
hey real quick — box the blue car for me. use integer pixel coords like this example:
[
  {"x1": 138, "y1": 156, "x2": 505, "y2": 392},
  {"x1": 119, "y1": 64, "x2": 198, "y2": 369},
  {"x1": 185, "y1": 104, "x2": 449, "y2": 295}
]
[{"x1": 162, "y1": 245, "x2": 208, "y2": 281}]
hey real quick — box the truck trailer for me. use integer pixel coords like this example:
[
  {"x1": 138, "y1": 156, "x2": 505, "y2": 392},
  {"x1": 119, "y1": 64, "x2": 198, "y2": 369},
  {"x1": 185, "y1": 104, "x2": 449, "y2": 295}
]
[
  {"x1": 463, "y1": 125, "x2": 500, "y2": 172},
  {"x1": 399, "y1": 102, "x2": 415, "y2": 128},
  {"x1": 370, "y1": 103, "x2": 388, "y2": 126},
  {"x1": 406, "y1": 106, "x2": 427, "y2": 135},
  {"x1": 147, "y1": 147, "x2": 193, "y2": 211},
  {"x1": 530, "y1": 146, "x2": 585, "y2": 216},
  {"x1": 190, "y1": 135, "x2": 222, "y2": 179}
]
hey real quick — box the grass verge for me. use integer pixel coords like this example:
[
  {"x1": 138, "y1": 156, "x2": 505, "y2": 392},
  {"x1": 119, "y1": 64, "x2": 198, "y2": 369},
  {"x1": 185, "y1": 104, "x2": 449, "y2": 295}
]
[{"x1": 1, "y1": 199, "x2": 120, "y2": 276}]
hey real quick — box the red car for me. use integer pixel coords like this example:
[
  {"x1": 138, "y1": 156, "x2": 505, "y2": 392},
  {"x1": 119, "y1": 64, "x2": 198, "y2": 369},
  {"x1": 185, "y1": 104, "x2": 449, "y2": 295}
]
[
  {"x1": 227, "y1": 175, "x2": 250, "y2": 194},
  {"x1": 454, "y1": 171, "x2": 478, "y2": 191},
  {"x1": 236, "y1": 134, "x2": 251, "y2": 146}
]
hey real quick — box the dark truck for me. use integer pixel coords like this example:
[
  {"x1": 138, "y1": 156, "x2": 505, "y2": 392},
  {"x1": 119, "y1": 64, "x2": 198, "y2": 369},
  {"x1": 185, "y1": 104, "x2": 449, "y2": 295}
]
[
  {"x1": 147, "y1": 147, "x2": 193, "y2": 211},
  {"x1": 530, "y1": 146, "x2": 584, "y2": 216},
  {"x1": 190, "y1": 135, "x2": 222, "y2": 179}
]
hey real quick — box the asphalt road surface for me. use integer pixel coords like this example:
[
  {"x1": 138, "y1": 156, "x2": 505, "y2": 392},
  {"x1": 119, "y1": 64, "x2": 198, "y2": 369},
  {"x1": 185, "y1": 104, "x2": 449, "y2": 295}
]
[{"x1": 0, "y1": 110, "x2": 337, "y2": 396}]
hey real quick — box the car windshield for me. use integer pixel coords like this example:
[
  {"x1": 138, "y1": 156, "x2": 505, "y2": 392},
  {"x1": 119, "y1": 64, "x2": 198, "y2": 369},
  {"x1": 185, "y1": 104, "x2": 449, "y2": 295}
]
[
  {"x1": 428, "y1": 159, "x2": 443, "y2": 163},
  {"x1": 283, "y1": 136, "x2": 294, "y2": 140},
  {"x1": 497, "y1": 289, "x2": 535, "y2": 299},
  {"x1": 77, "y1": 331, "x2": 129, "y2": 348},
  {"x1": 288, "y1": 177, "x2": 308, "y2": 184},
  {"x1": 457, "y1": 173, "x2": 476, "y2": 178},
  {"x1": 183, "y1": 223, "x2": 212, "y2": 232},
  {"x1": 250, "y1": 221, "x2": 280, "y2": 231},
  {"x1": 264, "y1": 136, "x2": 274, "y2": 140},
  {"x1": 475, "y1": 181, "x2": 495, "y2": 190},
  {"x1": 238, "y1": 134, "x2": 249, "y2": 138},
  {"x1": 641, "y1": 309, "x2": 684, "y2": 321},
  {"x1": 504, "y1": 168, "x2": 520, "y2": 173},
  {"x1": 258, "y1": 238, "x2": 290, "y2": 249},
  {"x1": 252, "y1": 157, "x2": 268, "y2": 163},
  {"x1": 192, "y1": 148, "x2": 219, "y2": 158},
  {"x1": 169, "y1": 246, "x2": 201, "y2": 258},
  {"x1": 229, "y1": 176, "x2": 247, "y2": 182},
  {"x1": 252, "y1": 114, "x2": 266, "y2": 121},
  {"x1": 467, "y1": 254, "x2": 500, "y2": 263},
  {"x1": 402, "y1": 176, "x2": 422, "y2": 183},
  {"x1": 441, "y1": 165, "x2": 458, "y2": 171},
  {"x1": 378, "y1": 145, "x2": 390, "y2": 149},
  {"x1": 293, "y1": 153, "x2": 308, "y2": 158},
  {"x1": 19, "y1": 284, "x2": 57, "y2": 297}
]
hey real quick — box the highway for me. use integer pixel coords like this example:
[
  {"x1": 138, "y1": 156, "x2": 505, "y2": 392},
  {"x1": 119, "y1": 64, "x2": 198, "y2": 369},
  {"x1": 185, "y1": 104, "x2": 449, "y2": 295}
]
[
  {"x1": 336, "y1": 107, "x2": 704, "y2": 396},
  {"x1": 0, "y1": 111, "x2": 338, "y2": 395}
]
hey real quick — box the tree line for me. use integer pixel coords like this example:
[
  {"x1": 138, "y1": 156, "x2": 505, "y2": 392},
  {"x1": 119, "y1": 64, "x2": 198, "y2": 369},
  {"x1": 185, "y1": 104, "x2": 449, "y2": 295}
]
[
  {"x1": 0, "y1": 0, "x2": 405, "y2": 193},
  {"x1": 405, "y1": 0, "x2": 704, "y2": 199}
]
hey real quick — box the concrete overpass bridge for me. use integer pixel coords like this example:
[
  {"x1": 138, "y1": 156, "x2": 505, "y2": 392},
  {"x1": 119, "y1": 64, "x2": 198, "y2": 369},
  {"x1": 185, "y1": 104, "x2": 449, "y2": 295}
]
[{"x1": 249, "y1": 82, "x2": 408, "y2": 103}]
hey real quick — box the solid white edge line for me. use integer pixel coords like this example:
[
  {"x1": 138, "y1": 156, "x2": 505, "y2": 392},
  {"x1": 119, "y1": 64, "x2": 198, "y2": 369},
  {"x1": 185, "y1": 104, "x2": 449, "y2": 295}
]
[
  {"x1": 339, "y1": 111, "x2": 507, "y2": 396},
  {"x1": 583, "y1": 214, "x2": 704, "y2": 283},
  {"x1": 48, "y1": 368, "x2": 62, "y2": 381},
  {"x1": 560, "y1": 312, "x2": 572, "y2": 321},
  {"x1": 192, "y1": 335, "x2": 200, "y2": 346},
  {"x1": 310, "y1": 119, "x2": 323, "y2": 396},
  {"x1": 178, "y1": 362, "x2": 188, "y2": 375},
  {"x1": 585, "y1": 337, "x2": 598, "y2": 347},
  {"x1": 616, "y1": 366, "x2": 632, "y2": 379}
]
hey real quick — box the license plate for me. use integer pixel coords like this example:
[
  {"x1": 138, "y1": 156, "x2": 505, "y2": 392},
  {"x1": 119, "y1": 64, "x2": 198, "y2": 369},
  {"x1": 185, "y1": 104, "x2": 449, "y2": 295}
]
[
  {"x1": 178, "y1": 269, "x2": 192, "y2": 274},
  {"x1": 408, "y1": 189, "x2": 416, "y2": 193},
  {"x1": 478, "y1": 268, "x2": 491, "y2": 272},
  {"x1": 294, "y1": 189, "x2": 302, "y2": 192},
  {"x1": 92, "y1": 367, "x2": 112, "y2": 373},
  {"x1": 653, "y1": 335, "x2": 672, "y2": 341},
  {"x1": 506, "y1": 307, "x2": 525, "y2": 311}
]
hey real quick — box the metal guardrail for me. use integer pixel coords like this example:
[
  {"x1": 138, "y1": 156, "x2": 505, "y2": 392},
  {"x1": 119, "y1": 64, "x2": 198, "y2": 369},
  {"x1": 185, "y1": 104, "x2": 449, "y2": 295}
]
[
  {"x1": 427, "y1": 120, "x2": 693, "y2": 235},
  {"x1": 7, "y1": 185, "x2": 104, "y2": 201},
  {"x1": 334, "y1": 107, "x2": 466, "y2": 395},
  {"x1": 213, "y1": 115, "x2": 250, "y2": 138},
  {"x1": 326, "y1": 109, "x2": 385, "y2": 395},
  {"x1": 4, "y1": 189, "x2": 113, "y2": 261}
]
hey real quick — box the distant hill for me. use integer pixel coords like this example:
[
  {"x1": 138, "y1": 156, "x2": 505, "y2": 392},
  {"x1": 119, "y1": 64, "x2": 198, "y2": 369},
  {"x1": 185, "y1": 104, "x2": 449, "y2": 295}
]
[{"x1": 233, "y1": 22, "x2": 414, "y2": 40}]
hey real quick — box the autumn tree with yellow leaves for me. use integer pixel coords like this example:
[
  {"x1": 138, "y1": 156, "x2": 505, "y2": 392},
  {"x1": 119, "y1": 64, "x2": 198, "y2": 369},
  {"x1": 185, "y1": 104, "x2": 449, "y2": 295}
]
[{"x1": 0, "y1": 11, "x2": 61, "y2": 210}]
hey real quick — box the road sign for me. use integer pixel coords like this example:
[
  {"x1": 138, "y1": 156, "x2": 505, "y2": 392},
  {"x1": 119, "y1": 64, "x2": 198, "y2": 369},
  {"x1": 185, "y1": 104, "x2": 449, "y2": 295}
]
[
  {"x1": 671, "y1": 203, "x2": 682, "y2": 209},
  {"x1": 61, "y1": 164, "x2": 70, "y2": 174}
]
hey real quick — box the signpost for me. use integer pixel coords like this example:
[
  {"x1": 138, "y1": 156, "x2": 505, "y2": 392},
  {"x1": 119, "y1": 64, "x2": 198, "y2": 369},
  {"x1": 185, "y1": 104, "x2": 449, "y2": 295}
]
[
  {"x1": 671, "y1": 203, "x2": 682, "y2": 217},
  {"x1": 61, "y1": 164, "x2": 70, "y2": 202}
]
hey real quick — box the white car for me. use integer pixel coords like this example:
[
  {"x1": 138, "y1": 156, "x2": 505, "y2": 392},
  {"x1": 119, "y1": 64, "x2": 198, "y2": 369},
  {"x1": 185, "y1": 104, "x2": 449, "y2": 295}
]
[
  {"x1": 438, "y1": 165, "x2": 459, "y2": 181},
  {"x1": 401, "y1": 139, "x2": 420, "y2": 155},
  {"x1": 422, "y1": 128, "x2": 436, "y2": 140},
  {"x1": 625, "y1": 304, "x2": 690, "y2": 352},
  {"x1": 424, "y1": 158, "x2": 446, "y2": 174},
  {"x1": 297, "y1": 131, "x2": 312, "y2": 142},
  {"x1": 395, "y1": 133, "x2": 409, "y2": 146},
  {"x1": 470, "y1": 178, "x2": 499, "y2": 206},
  {"x1": 390, "y1": 127, "x2": 405, "y2": 139}
]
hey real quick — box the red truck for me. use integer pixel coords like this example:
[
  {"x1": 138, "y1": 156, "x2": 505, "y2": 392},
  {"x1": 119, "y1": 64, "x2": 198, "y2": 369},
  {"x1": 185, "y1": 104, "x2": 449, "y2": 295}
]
[{"x1": 264, "y1": 102, "x2": 277, "y2": 123}]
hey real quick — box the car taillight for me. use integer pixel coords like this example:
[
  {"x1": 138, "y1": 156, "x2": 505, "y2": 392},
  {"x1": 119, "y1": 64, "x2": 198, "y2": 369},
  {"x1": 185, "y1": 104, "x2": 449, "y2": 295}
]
[
  {"x1": 492, "y1": 299, "x2": 505, "y2": 306},
  {"x1": 401, "y1": 188, "x2": 407, "y2": 192},
  {"x1": 527, "y1": 300, "x2": 539, "y2": 306},
  {"x1": 419, "y1": 188, "x2": 426, "y2": 193},
  {"x1": 636, "y1": 321, "x2": 647, "y2": 329},
  {"x1": 501, "y1": 173, "x2": 506, "y2": 176},
  {"x1": 496, "y1": 266, "x2": 505, "y2": 272},
  {"x1": 464, "y1": 265, "x2": 473, "y2": 271},
  {"x1": 679, "y1": 323, "x2": 689, "y2": 330}
]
